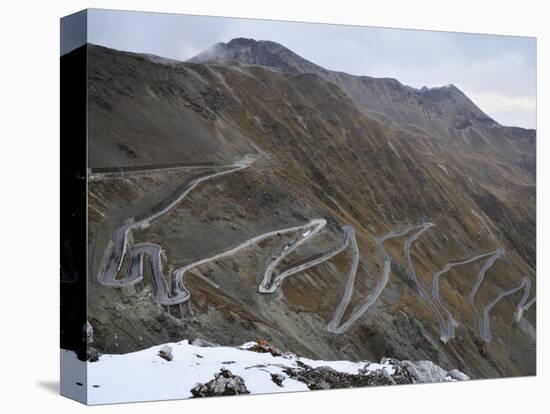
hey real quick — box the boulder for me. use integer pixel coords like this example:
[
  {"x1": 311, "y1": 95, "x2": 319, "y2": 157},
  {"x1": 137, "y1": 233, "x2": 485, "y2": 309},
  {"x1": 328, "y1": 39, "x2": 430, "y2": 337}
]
[
  {"x1": 87, "y1": 346, "x2": 100, "y2": 362},
  {"x1": 400, "y1": 360, "x2": 449, "y2": 383},
  {"x1": 447, "y1": 369, "x2": 470, "y2": 381},
  {"x1": 158, "y1": 345, "x2": 173, "y2": 361},
  {"x1": 271, "y1": 373, "x2": 285, "y2": 387},
  {"x1": 191, "y1": 369, "x2": 249, "y2": 397},
  {"x1": 246, "y1": 339, "x2": 282, "y2": 356}
]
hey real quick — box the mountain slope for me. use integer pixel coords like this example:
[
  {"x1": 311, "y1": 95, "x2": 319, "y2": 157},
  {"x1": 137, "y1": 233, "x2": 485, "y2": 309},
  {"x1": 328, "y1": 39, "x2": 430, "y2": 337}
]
[
  {"x1": 84, "y1": 41, "x2": 536, "y2": 381},
  {"x1": 189, "y1": 38, "x2": 529, "y2": 144}
]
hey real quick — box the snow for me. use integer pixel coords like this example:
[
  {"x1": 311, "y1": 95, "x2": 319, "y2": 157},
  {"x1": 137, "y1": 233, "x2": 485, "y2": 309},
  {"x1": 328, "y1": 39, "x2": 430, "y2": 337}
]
[
  {"x1": 297, "y1": 357, "x2": 395, "y2": 375},
  {"x1": 300, "y1": 357, "x2": 362, "y2": 374},
  {"x1": 60, "y1": 350, "x2": 87, "y2": 402},
  {"x1": 62, "y1": 341, "x2": 467, "y2": 404},
  {"x1": 64, "y1": 341, "x2": 318, "y2": 405},
  {"x1": 364, "y1": 362, "x2": 396, "y2": 376},
  {"x1": 238, "y1": 341, "x2": 258, "y2": 350}
]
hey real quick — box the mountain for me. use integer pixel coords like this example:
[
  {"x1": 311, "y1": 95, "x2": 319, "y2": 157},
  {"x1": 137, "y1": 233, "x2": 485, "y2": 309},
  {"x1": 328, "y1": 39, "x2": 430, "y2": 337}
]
[
  {"x1": 82, "y1": 38, "x2": 536, "y2": 382},
  {"x1": 188, "y1": 37, "x2": 325, "y2": 73},
  {"x1": 189, "y1": 38, "x2": 502, "y2": 140}
]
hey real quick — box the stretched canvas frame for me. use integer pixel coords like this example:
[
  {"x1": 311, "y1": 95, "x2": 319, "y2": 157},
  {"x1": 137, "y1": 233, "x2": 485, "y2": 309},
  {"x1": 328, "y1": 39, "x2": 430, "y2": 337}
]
[{"x1": 60, "y1": 8, "x2": 536, "y2": 405}]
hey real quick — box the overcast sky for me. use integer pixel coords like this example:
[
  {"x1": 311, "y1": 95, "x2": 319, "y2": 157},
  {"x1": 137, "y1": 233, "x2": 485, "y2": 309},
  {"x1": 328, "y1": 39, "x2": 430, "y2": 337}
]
[{"x1": 87, "y1": 9, "x2": 536, "y2": 129}]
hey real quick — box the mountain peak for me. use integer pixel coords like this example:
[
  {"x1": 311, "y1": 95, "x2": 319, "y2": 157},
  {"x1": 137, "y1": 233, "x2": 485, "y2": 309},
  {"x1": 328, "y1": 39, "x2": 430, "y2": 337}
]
[
  {"x1": 188, "y1": 37, "x2": 323, "y2": 72},
  {"x1": 189, "y1": 38, "x2": 496, "y2": 128},
  {"x1": 417, "y1": 84, "x2": 496, "y2": 125},
  {"x1": 226, "y1": 37, "x2": 273, "y2": 47}
]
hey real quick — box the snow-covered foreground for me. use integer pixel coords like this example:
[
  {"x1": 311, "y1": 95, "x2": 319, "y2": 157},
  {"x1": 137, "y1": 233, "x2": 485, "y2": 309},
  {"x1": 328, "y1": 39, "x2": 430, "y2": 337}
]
[{"x1": 61, "y1": 340, "x2": 467, "y2": 405}]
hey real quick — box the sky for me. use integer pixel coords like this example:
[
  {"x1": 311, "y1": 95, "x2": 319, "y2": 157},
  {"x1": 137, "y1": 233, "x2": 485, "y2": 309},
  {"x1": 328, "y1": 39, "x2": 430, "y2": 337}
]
[{"x1": 86, "y1": 9, "x2": 536, "y2": 129}]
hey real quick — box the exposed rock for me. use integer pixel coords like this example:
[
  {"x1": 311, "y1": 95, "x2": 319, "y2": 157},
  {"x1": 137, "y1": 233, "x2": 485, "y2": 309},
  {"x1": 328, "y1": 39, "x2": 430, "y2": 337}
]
[
  {"x1": 87, "y1": 346, "x2": 100, "y2": 362},
  {"x1": 401, "y1": 360, "x2": 452, "y2": 383},
  {"x1": 83, "y1": 321, "x2": 94, "y2": 344},
  {"x1": 246, "y1": 339, "x2": 282, "y2": 357},
  {"x1": 191, "y1": 369, "x2": 249, "y2": 397},
  {"x1": 284, "y1": 361, "x2": 397, "y2": 390},
  {"x1": 158, "y1": 345, "x2": 173, "y2": 361},
  {"x1": 447, "y1": 369, "x2": 471, "y2": 381},
  {"x1": 362, "y1": 358, "x2": 414, "y2": 385},
  {"x1": 284, "y1": 357, "x2": 467, "y2": 390},
  {"x1": 271, "y1": 373, "x2": 285, "y2": 387}
]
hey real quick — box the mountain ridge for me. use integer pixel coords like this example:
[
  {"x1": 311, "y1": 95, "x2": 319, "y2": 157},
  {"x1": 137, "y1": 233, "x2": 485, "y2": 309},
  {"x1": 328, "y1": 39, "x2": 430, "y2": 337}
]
[
  {"x1": 88, "y1": 41, "x2": 507, "y2": 134},
  {"x1": 187, "y1": 38, "x2": 499, "y2": 132}
]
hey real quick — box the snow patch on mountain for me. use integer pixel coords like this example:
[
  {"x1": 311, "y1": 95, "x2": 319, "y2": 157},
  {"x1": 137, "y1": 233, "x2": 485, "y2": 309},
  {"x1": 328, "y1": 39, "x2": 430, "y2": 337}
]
[{"x1": 62, "y1": 340, "x2": 469, "y2": 404}]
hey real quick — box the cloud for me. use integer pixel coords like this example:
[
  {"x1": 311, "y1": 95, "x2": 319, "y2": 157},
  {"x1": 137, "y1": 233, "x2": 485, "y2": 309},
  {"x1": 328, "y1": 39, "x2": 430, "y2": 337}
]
[
  {"x1": 463, "y1": 90, "x2": 536, "y2": 128},
  {"x1": 86, "y1": 9, "x2": 536, "y2": 129}
]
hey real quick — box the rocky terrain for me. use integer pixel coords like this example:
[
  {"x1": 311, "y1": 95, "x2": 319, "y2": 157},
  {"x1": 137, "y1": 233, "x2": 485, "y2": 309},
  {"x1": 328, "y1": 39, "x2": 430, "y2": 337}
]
[
  {"x1": 80, "y1": 37, "x2": 536, "y2": 382},
  {"x1": 62, "y1": 339, "x2": 469, "y2": 404}
]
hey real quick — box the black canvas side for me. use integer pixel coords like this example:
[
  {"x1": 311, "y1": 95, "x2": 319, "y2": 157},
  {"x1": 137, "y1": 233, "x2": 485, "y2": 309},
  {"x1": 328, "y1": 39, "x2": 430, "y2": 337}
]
[{"x1": 60, "y1": 9, "x2": 88, "y2": 405}]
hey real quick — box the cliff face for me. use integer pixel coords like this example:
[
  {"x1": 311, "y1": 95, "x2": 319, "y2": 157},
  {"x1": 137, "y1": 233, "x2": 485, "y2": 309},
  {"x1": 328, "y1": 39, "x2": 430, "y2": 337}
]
[{"x1": 84, "y1": 39, "x2": 535, "y2": 380}]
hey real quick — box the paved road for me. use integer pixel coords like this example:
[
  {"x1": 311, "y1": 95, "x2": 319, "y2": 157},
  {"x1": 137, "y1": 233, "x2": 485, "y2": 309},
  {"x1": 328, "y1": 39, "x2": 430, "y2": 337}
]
[
  {"x1": 327, "y1": 225, "x2": 424, "y2": 334},
  {"x1": 98, "y1": 155, "x2": 344, "y2": 306},
  {"x1": 258, "y1": 219, "x2": 337, "y2": 293},
  {"x1": 401, "y1": 223, "x2": 452, "y2": 341},
  {"x1": 98, "y1": 155, "x2": 257, "y2": 303},
  {"x1": 465, "y1": 249, "x2": 505, "y2": 341},
  {"x1": 169, "y1": 218, "x2": 328, "y2": 305},
  {"x1": 432, "y1": 249, "x2": 504, "y2": 342},
  {"x1": 89, "y1": 162, "x2": 223, "y2": 180},
  {"x1": 97, "y1": 153, "x2": 535, "y2": 342},
  {"x1": 429, "y1": 245, "x2": 535, "y2": 343},
  {"x1": 482, "y1": 277, "x2": 532, "y2": 342}
]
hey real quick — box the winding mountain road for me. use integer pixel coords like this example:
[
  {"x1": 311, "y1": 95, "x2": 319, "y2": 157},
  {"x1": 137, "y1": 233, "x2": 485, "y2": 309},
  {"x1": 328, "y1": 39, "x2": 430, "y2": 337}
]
[
  {"x1": 465, "y1": 249, "x2": 505, "y2": 341},
  {"x1": 327, "y1": 225, "x2": 424, "y2": 334},
  {"x1": 482, "y1": 276, "x2": 533, "y2": 342},
  {"x1": 258, "y1": 220, "x2": 347, "y2": 293},
  {"x1": 432, "y1": 249, "x2": 505, "y2": 342},
  {"x1": 402, "y1": 223, "x2": 451, "y2": 341},
  {"x1": 96, "y1": 154, "x2": 535, "y2": 343},
  {"x1": 98, "y1": 155, "x2": 257, "y2": 300},
  {"x1": 428, "y1": 245, "x2": 535, "y2": 343}
]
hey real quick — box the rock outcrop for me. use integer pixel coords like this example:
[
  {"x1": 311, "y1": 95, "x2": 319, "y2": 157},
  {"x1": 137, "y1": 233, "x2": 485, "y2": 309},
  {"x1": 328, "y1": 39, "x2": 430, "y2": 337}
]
[
  {"x1": 191, "y1": 369, "x2": 249, "y2": 397},
  {"x1": 284, "y1": 357, "x2": 469, "y2": 390}
]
